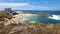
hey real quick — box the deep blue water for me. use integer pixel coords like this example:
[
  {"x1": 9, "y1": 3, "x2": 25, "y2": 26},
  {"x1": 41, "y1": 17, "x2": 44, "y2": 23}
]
[
  {"x1": 18, "y1": 10, "x2": 60, "y2": 15},
  {"x1": 16, "y1": 10, "x2": 60, "y2": 24}
]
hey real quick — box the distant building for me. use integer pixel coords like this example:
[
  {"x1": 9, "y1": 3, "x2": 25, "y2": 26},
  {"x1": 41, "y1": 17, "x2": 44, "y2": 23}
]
[{"x1": 4, "y1": 8, "x2": 13, "y2": 17}]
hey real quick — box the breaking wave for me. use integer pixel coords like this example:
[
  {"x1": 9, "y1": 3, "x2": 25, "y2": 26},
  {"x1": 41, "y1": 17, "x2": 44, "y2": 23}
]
[{"x1": 48, "y1": 15, "x2": 60, "y2": 20}]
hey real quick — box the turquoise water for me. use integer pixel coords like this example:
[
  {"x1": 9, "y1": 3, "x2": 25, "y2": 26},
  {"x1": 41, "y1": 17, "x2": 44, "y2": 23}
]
[{"x1": 16, "y1": 10, "x2": 60, "y2": 24}]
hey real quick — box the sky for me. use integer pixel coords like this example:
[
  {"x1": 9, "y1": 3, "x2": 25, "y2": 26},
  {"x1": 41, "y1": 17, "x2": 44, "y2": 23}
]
[{"x1": 0, "y1": 0, "x2": 60, "y2": 10}]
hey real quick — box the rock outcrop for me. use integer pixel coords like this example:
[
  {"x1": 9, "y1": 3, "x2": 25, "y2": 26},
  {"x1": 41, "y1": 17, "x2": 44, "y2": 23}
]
[
  {"x1": 3, "y1": 18, "x2": 19, "y2": 26},
  {"x1": 0, "y1": 19, "x2": 60, "y2": 34},
  {"x1": 0, "y1": 18, "x2": 60, "y2": 34}
]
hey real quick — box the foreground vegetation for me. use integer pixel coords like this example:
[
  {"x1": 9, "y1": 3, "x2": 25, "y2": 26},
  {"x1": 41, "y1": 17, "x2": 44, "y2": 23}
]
[{"x1": 0, "y1": 19, "x2": 60, "y2": 34}]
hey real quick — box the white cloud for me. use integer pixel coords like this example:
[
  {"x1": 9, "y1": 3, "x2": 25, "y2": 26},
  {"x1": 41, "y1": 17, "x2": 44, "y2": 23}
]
[
  {"x1": 0, "y1": 3, "x2": 30, "y2": 7},
  {"x1": 12, "y1": 6, "x2": 54, "y2": 10},
  {"x1": 0, "y1": 3, "x2": 58, "y2": 10},
  {"x1": 0, "y1": 3, "x2": 30, "y2": 10}
]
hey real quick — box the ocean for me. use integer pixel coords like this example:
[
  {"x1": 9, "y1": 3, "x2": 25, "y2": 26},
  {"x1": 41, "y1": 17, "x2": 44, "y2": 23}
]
[{"x1": 15, "y1": 10, "x2": 60, "y2": 24}]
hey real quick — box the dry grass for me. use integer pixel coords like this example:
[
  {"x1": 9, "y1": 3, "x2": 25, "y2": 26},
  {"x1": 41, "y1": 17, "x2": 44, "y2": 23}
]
[{"x1": 0, "y1": 22, "x2": 60, "y2": 34}]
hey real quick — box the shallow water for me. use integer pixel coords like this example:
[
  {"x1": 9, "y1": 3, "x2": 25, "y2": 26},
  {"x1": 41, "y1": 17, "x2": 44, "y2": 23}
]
[{"x1": 15, "y1": 10, "x2": 60, "y2": 24}]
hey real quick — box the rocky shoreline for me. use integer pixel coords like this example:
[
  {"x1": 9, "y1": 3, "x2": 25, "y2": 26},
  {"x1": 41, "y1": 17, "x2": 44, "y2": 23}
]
[
  {"x1": 0, "y1": 8, "x2": 59, "y2": 34},
  {"x1": 0, "y1": 18, "x2": 60, "y2": 34}
]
